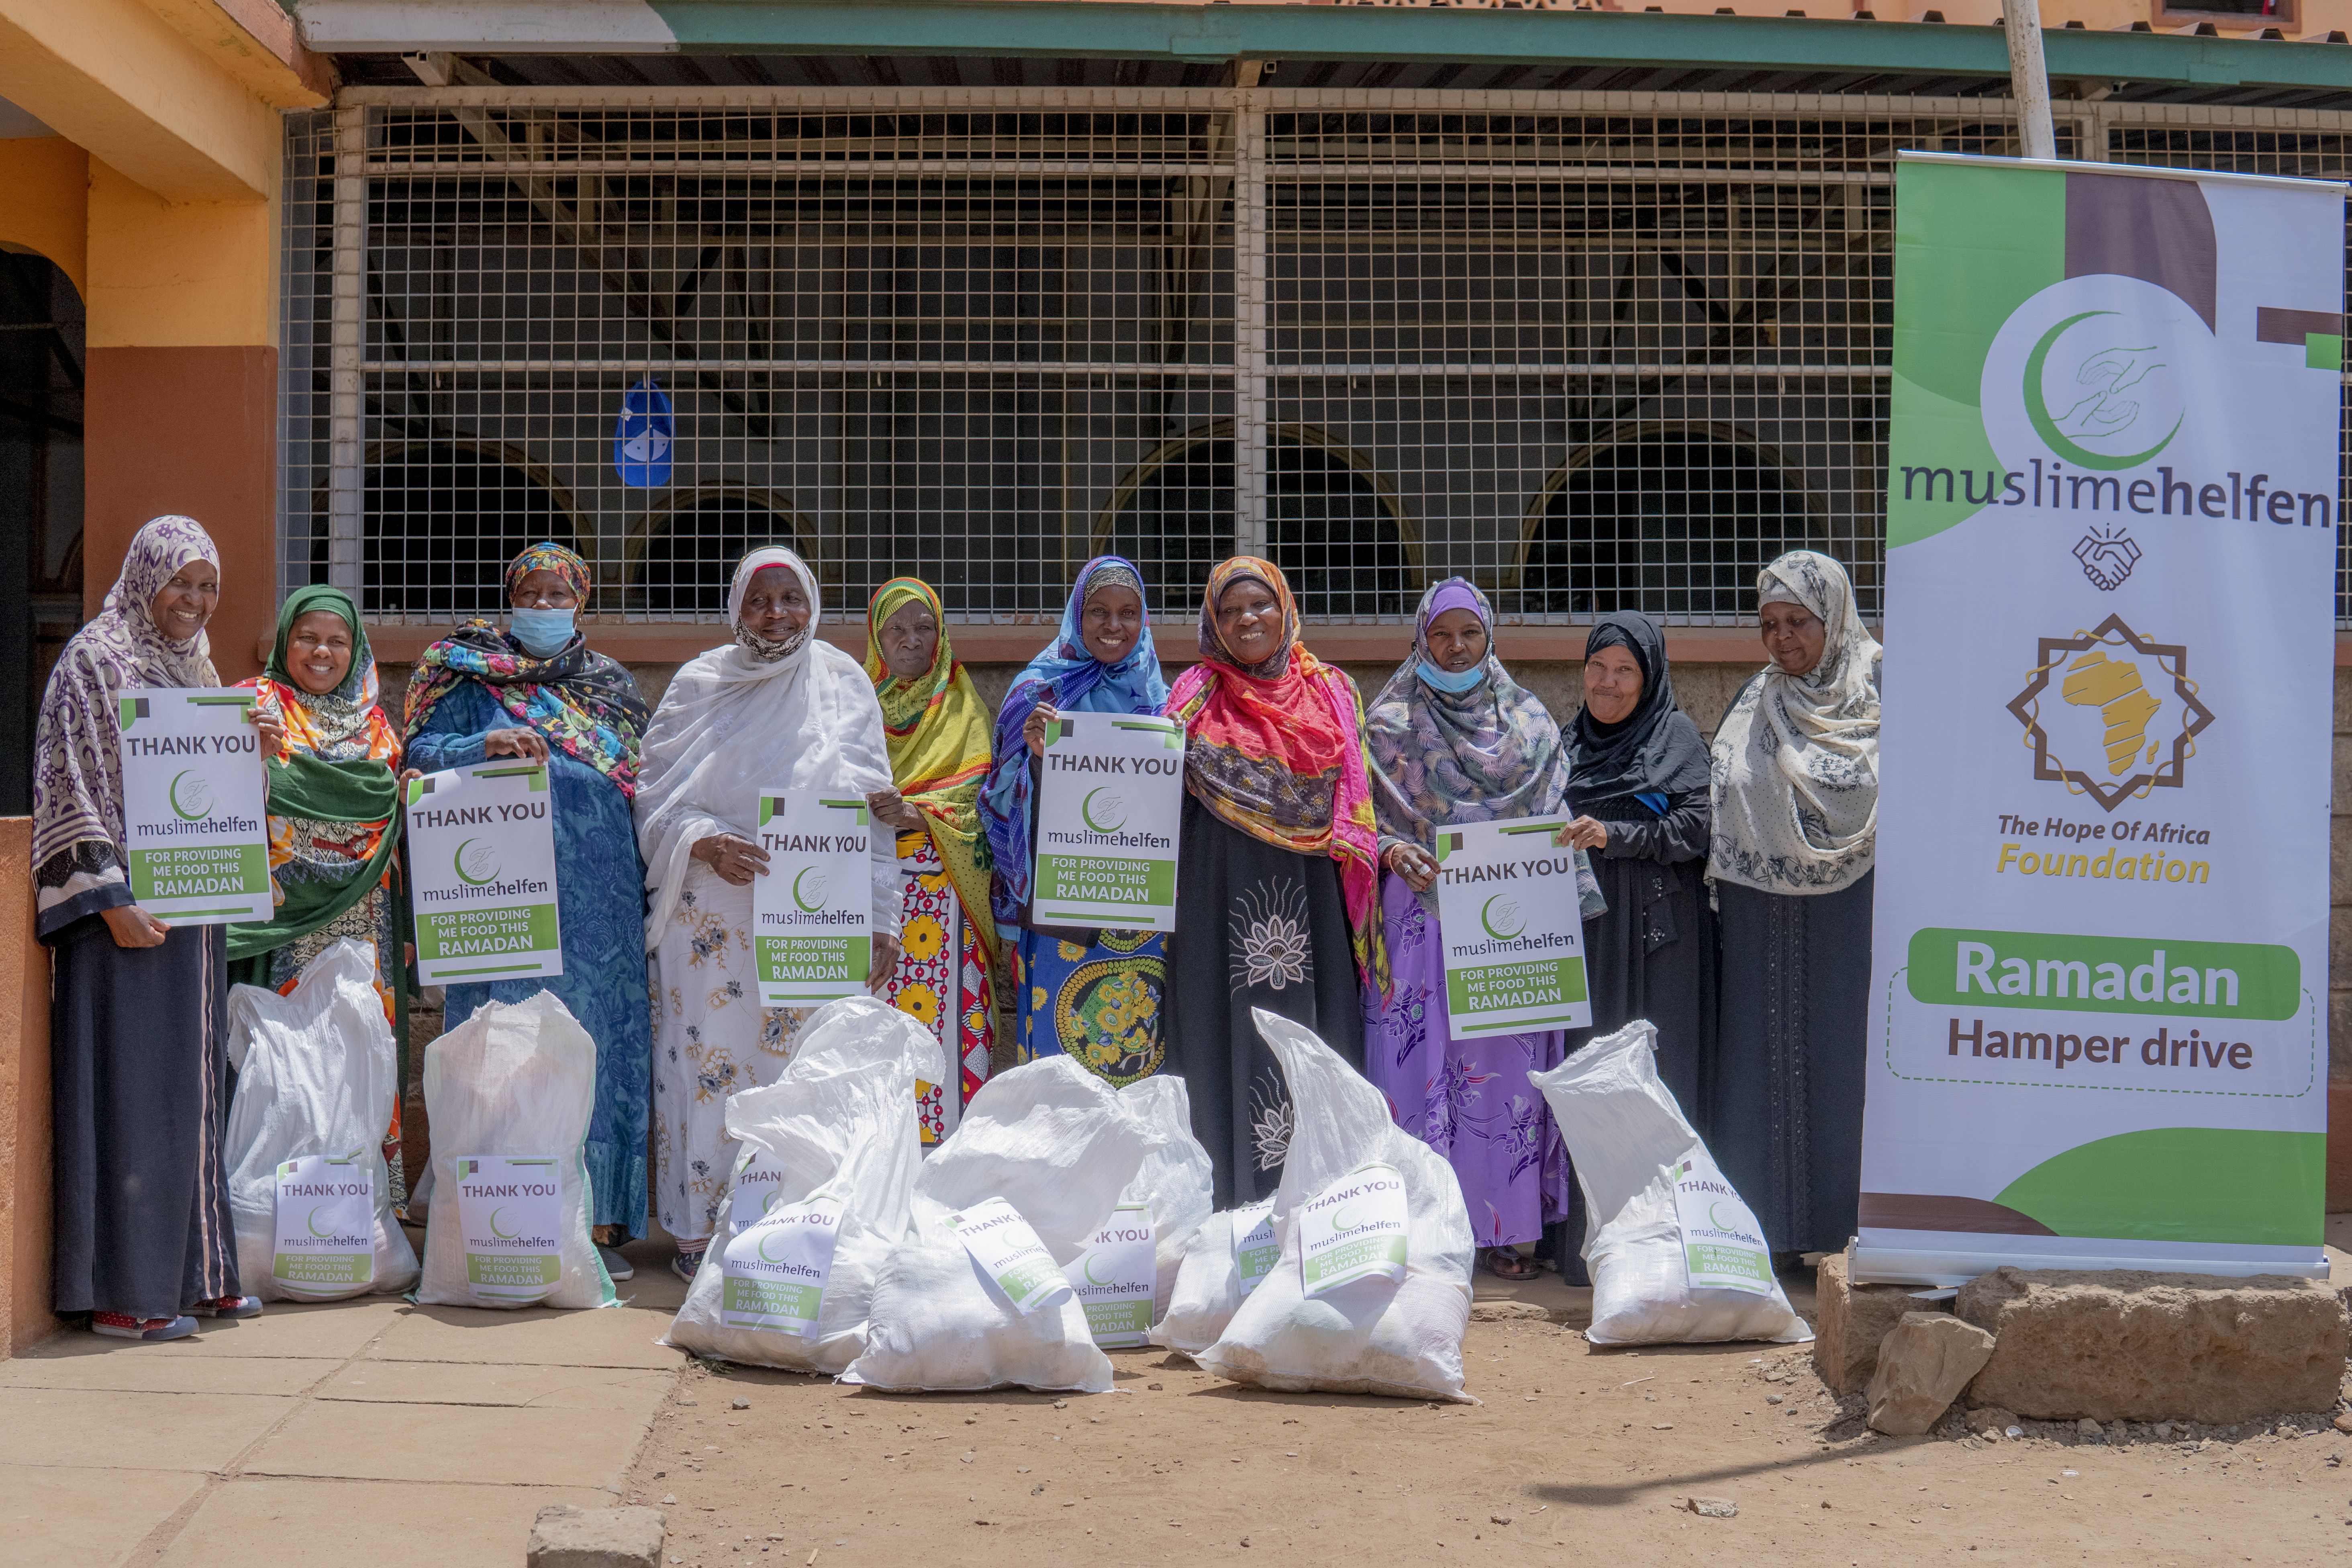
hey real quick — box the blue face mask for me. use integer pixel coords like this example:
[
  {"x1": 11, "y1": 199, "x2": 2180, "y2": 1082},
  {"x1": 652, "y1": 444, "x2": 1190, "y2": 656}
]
[
  {"x1": 510, "y1": 606, "x2": 576, "y2": 657},
  {"x1": 1417, "y1": 659, "x2": 1487, "y2": 694}
]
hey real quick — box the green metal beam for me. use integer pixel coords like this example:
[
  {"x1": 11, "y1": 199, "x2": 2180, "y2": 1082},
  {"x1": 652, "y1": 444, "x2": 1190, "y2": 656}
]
[{"x1": 293, "y1": 0, "x2": 2352, "y2": 89}]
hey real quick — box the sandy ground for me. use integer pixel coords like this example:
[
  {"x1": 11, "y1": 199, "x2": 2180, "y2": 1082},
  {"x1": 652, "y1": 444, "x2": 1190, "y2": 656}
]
[{"x1": 621, "y1": 1303, "x2": 2352, "y2": 1567}]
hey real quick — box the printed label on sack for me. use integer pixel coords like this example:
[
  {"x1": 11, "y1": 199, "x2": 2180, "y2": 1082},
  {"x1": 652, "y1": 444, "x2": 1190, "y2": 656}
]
[
  {"x1": 720, "y1": 1194, "x2": 844, "y2": 1336},
  {"x1": 271, "y1": 1153, "x2": 374, "y2": 1296},
  {"x1": 406, "y1": 764, "x2": 563, "y2": 984},
  {"x1": 116, "y1": 688, "x2": 271, "y2": 925},
  {"x1": 753, "y1": 789, "x2": 872, "y2": 1006},
  {"x1": 727, "y1": 1146, "x2": 788, "y2": 1236},
  {"x1": 1230, "y1": 1199, "x2": 1279, "y2": 1296},
  {"x1": 1431, "y1": 816, "x2": 1592, "y2": 1036},
  {"x1": 453, "y1": 1155, "x2": 563, "y2": 1305},
  {"x1": 1061, "y1": 1202, "x2": 1156, "y2": 1347},
  {"x1": 1669, "y1": 1146, "x2": 1774, "y2": 1295},
  {"x1": 1297, "y1": 1161, "x2": 1410, "y2": 1297},
  {"x1": 1031, "y1": 712, "x2": 1185, "y2": 932},
  {"x1": 943, "y1": 1196, "x2": 1071, "y2": 1316}
]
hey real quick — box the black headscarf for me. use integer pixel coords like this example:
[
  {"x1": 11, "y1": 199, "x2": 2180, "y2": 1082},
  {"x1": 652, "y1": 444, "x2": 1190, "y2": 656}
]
[{"x1": 1565, "y1": 612, "x2": 1712, "y2": 804}]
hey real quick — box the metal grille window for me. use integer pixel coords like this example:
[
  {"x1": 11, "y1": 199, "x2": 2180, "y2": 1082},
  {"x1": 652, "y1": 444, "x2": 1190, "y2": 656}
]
[{"x1": 278, "y1": 91, "x2": 2350, "y2": 629}]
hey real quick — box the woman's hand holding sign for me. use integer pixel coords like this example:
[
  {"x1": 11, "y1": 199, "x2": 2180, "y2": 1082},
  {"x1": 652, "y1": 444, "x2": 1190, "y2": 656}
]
[{"x1": 692, "y1": 833, "x2": 769, "y2": 887}]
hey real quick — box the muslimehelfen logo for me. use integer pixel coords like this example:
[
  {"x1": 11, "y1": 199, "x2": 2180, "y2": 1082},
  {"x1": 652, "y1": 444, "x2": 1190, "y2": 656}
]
[
  {"x1": 791, "y1": 867, "x2": 829, "y2": 912},
  {"x1": 453, "y1": 838, "x2": 502, "y2": 886},
  {"x1": 1480, "y1": 894, "x2": 1527, "y2": 942},
  {"x1": 2021, "y1": 306, "x2": 2185, "y2": 471},
  {"x1": 1080, "y1": 787, "x2": 1127, "y2": 834},
  {"x1": 167, "y1": 770, "x2": 215, "y2": 821}
]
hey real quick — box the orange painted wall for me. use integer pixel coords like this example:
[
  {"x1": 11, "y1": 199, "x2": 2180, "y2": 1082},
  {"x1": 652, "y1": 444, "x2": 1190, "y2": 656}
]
[
  {"x1": 0, "y1": 819, "x2": 54, "y2": 1357},
  {"x1": 0, "y1": 137, "x2": 88, "y2": 297}
]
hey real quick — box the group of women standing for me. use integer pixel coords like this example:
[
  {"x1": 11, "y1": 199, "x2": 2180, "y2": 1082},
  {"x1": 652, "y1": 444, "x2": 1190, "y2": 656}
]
[{"x1": 35, "y1": 513, "x2": 1880, "y2": 1337}]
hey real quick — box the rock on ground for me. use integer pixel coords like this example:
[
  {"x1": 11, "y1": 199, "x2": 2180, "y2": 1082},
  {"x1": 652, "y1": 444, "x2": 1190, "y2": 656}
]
[
  {"x1": 1956, "y1": 1266, "x2": 2349, "y2": 1424},
  {"x1": 1815, "y1": 1246, "x2": 1943, "y2": 1396},
  {"x1": 1866, "y1": 1311, "x2": 1997, "y2": 1435},
  {"x1": 527, "y1": 1503, "x2": 668, "y2": 1568}
]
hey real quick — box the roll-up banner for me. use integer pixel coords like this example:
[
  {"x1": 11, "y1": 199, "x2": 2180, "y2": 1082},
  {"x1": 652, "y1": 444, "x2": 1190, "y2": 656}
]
[{"x1": 1862, "y1": 153, "x2": 2342, "y2": 1284}]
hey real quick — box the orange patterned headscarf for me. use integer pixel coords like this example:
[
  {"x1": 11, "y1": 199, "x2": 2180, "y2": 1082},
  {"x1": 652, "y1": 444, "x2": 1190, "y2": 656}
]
[{"x1": 1164, "y1": 557, "x2": 1386, "y2": 991}]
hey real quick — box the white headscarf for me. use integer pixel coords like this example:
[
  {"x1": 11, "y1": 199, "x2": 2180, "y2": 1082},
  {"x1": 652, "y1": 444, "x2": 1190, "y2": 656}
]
[
  {"x1": 632, "y1": 548, "x2": 898, "y2": 947},
  {"x1": 1707, "y1": 550, "x2": 1882, "y2": 896}
]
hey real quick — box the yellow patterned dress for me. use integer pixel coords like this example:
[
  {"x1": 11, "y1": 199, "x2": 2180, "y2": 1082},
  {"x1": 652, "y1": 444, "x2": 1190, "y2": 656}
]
[{"x1": 883, "y1": 829, "x2": 996, "y2": 1144}]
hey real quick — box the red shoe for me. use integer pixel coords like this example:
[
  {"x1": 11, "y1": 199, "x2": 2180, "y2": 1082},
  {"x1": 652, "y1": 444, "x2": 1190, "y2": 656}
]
[{"x1": 92, "y1": 1312, "x2": 197, "y2": 1341}]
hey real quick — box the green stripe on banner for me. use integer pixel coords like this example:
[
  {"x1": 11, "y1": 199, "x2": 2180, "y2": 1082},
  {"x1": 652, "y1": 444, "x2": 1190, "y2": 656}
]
[
  {"x1": 1888, "y1": 157, "x2": 2066, "y2": 550},
  {"x1": 1995, "y1": 1127, "x2": 2326, "y2": 1246}
]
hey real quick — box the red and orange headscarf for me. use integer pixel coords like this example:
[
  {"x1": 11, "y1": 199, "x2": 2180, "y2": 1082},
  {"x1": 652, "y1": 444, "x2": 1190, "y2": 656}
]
[{"x1": 1164, "y1": 557, "x2": 1386, "y2": 991}]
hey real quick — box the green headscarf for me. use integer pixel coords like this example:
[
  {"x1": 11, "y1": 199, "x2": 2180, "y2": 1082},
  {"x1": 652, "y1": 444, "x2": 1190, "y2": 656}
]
[{"x1": 226, "y1": 586, "x2": 405, "y2": 967}]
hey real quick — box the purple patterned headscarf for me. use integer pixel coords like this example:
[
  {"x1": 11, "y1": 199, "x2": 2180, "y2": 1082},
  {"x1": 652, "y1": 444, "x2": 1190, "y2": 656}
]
[
  {"x1": 32, "y1": 515, "x2": 222, "y2": 917},
  {"x1": 1364, "y1": 576, "x2": 1572, "y2": 860}
]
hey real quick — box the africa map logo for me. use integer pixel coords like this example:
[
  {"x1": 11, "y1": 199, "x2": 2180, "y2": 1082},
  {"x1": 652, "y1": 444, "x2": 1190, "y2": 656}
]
[{"x1": 2005, "y1": 615, "x2": 2213, "y2": 811}]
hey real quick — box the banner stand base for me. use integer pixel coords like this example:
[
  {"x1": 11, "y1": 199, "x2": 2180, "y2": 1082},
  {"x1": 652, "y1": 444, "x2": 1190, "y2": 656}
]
[{"x1": 1854, "y1": 1238, "x2": 2331, "y2": 1289}]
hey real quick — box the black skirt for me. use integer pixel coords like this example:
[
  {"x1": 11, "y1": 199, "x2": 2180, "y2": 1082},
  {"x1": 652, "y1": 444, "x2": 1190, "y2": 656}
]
[
  {"x1": 1710, "y1": 871, "x2": 1876, "y2": 1258},
  {"x1": 1161, "y1": 797, "x2": 1366, "y2": 1208},
  {"x1": 49, "y1": 915, "x2": 240, "y2": 1318}
]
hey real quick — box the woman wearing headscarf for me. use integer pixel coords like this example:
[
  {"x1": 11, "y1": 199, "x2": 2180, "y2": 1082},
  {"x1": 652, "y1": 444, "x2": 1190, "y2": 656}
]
[
  {"x1": 229, "y1": 585, "x2": 408, "y2": 1200},
  {"x1": 980, "y1": 555, "x2": 1170, "y2": 1084},
  {"x1": 35, "y1": 516, "x2": 261, "y2": 1339},
  {"x1": 863, "y1": 576, "x2": 996, "y2": 1144},
  {"x1": 635, "y1": 548, "x2": 901, "y2": 1279},
  {"x1": 1561, "y1": 611, "x2": 1717, "y2": 1115},
  {"x1": 405, "y1": 543, "x2": 653, "y2": 1277},
  {"x1": 1163, "y1": 556, "x2": 1384, "y2": 1207},
  {"x1": 1362, "y1": 578, "x2": 1591, "y2": 1278},
  {"x1": 1708, "y1": 549, "x2": 1881, "y2": 1263}
]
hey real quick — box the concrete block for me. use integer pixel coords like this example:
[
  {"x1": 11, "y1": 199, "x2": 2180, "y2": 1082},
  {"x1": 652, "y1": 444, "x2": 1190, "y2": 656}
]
[
  {"x1": 1956, "y1": 1266, "x2": 2349, "y2": 1424},
  {"x1": 527, "y1": 1503, "x2": 666, "y2": 1568},
  {"x1": 1866, "y1": 1311, "x2": 1996, "y2": 1435},
  {"x1": 1812, "y1": 1247, "x2": 1933, "y2": 1395}
]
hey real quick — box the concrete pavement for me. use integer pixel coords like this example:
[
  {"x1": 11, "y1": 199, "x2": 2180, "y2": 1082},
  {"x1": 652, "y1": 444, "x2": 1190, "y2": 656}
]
[{"x1": 0, "y1": 1229, "x2": 689, "y2": 1568}]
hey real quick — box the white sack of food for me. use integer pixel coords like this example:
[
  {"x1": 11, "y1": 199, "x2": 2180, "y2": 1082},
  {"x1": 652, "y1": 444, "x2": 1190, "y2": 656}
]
[
  {"x1": 662, "y1": 996, "x2": 943, "y2": 1372},
  {"x1": 1117, "y1": 1074, "x2": 1214, "y2": 1317},
  {"x1": 1529, "y1": 1018, "x2": 1810, "y2": 1346},
  {"x1": 415, "y1": 990, "x2": 613, "y2": 1310},
  {"x1": 1192, "y1": 1010, "x2": 1476, "y2": 1402},
  {"x1": 223, "y1": 939, "x2": 419, "y2": 1301},
  {"x1": 842, "y1": 1054, "x2": 1167, "y2": 1392}
]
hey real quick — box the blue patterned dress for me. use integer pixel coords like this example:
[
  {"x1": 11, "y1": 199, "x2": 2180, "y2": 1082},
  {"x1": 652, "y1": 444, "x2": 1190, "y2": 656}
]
[{"x1": 407, "y1": 682, "x2": 653, "y2": 1239}]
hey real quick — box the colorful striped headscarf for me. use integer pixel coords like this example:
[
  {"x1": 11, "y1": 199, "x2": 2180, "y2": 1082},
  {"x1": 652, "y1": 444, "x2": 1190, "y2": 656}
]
[
  {"x1": 864, "y1": 577, "x2": 997, "y2": 965},
  {"x1": 403, "y1": 541, "x2": 651, "y2": 796},
  {"x1": 1164, "y1": 556, "x2": 1386, "y2": 991}
]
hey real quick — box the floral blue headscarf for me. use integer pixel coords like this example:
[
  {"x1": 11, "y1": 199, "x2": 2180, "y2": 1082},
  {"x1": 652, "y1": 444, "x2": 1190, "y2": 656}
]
[{"x1": 981, "y1": 555, "x2": 1170, "y2": 925}]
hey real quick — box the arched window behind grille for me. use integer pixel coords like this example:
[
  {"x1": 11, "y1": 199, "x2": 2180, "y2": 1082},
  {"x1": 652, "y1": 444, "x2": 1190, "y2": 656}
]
[
  {"x1": 633, "y1": 493, "x2": 814, "y2": 615},
  {"x1": 350, "y1": 443, "x2": 577, "y2": 617},
  {"x1": 1099, "y1": 426, "x2": 1412, "y2": 617},
  {"x1": 1518, "y1": 429, "x2": 1815, "y2": 619}
]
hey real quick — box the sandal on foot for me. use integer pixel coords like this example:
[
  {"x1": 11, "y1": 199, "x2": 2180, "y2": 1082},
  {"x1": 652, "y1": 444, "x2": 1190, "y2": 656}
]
[
  {"x1": 1484, "y1": 1250, "x2": 1541, "y2": 1282},
  {"x1": 92, "y1": 1312, "x2": 198, "y2": 1342},
  {"x1": 188, "y1": 1296, "x2": 263, "y2": 1319}
]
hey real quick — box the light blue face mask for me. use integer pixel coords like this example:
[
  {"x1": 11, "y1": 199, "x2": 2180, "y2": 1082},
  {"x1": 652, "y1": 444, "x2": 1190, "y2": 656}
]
[
  {"x1": 510, "y1": 606, "x2": 576, "y2": 657},
  {"x1": 1417, "y1": 658, "x2": 1488, "y2": 694}
]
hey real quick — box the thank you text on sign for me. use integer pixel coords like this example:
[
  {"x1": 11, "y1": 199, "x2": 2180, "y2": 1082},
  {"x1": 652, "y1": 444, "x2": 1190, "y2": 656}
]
[
  {"x1": 1032, "y1": 712, "x2": 1184, "y2": 931},
  {"x1": 1298, "y1": 1161, "x2": 1410, "y2": 1298},
  {"x1": 117, "y1": 688, "x2": 271, "y2": 924},
  {"x1": 721, "y1": 1193, "x2": 844, "y2": 1336},
  {"x1": 272, "y1": 1154, "x2": 373, "y2": 1296},
  {"x1": 1062, "y1": 1202, "x2": 1156, "y2": 1347},
  {"x1": 945, "y1": 1196, "x2": 1071, "y2": 1316},
  {"x1": 407, "y1": 764, "x2": 561, "y2": 984},
  {"x1": 453, "y1": 1155, "x2": 562, "y2": 1306},
  {"x1": 754, "y1": 790, "x2": 872, "y2": 1005},
  {"x1": 1432, "y1": 817, "x2": 1591, "y2": 1036}
]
